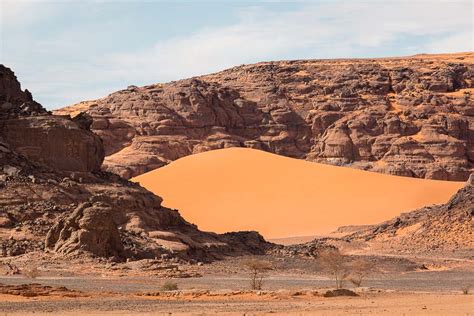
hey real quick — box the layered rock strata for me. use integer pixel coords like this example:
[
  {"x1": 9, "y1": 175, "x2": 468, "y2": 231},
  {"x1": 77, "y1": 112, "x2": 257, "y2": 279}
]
[{"x1": 57, "y1": 53, "x2": 474, "y2": 180}]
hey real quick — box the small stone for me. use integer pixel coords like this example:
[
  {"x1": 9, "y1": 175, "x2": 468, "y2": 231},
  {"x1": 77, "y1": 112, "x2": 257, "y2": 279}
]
[{"x1": 3, "y1": 165, "x2": 20, "y2": 177}]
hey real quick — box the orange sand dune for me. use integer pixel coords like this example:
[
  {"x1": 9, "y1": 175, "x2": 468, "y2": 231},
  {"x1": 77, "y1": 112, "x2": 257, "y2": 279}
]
[{"x1": 133, "y1": 148, "x2": 464, "y2": 239}]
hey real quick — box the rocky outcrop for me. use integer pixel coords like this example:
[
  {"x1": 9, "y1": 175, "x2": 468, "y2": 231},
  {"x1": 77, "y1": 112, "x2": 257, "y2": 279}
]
[
  {"x1": 0, "y1": 65, "x2": 104, "y2": 173},
  {"x1": 341, "y1": 174, "x2": 473, "y2": 252},
  {"x1": 0, "y1": 65, "x2": 45, "y2": 117},
  {"x1": 56, "y1": 53, "x2": 474, "y2": 180},
  {"x1": 2, "y1": 116, "x2": 104, "y2": 173},
  {"x1": 45, "y1": 202, "x2": 124, "y2": 257},
  {"x1": 0, "y1": 65, "x2": 272, "y2": 262}
]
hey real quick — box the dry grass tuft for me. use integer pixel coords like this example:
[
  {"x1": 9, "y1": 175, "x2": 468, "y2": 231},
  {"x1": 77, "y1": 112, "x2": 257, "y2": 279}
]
[
  {"x1": 461, "y1": 285, "x2": 470, "y2": 295},
  {"x1": 160, "y1": 280, "x2": 178, "y2": 292},
  {"x1": 23, "y1": 265, "x2": 40, "y2": 279}
]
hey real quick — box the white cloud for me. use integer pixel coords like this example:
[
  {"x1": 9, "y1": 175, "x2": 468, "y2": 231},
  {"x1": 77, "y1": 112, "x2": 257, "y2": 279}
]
[
  {"x1": 423, "y1": 31, "x2": 473, "y2": 53},
  {"x1": 1, "y1": 0, "x2": 472, "y2": 109},
  {"x1": 107, "y1": 1, "x2": 473, "y2": 83},
  {"x1": 0, "y1": 0, "x2": 60, "y2": 28}
]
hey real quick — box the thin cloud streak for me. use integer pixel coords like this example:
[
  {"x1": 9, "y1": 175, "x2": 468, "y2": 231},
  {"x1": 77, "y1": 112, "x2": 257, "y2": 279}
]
[{"x1": 107, "y1": 1, "x2": 473, "y2": 84}]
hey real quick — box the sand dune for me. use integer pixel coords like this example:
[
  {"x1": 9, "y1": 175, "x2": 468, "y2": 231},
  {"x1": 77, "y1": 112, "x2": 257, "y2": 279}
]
[{"x1": 133, "y1": 148, "x2": 464, "y2": 239}]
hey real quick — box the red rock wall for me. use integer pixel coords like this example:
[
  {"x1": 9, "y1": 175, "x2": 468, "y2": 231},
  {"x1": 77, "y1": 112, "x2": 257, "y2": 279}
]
[{"x1": 57, "y1": 54, "x2": 474, "y2": 180}]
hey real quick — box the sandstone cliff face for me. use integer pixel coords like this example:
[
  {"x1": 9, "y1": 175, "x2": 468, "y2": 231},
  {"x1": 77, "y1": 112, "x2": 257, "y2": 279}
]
[
  {"x1": 3, "y1": 116, "x2": 104, "y2": 173},
  {"x1": 0, "y1": 65, "x2": 104, "y2": 173},
  {"x1": 0, "y1": 65, "x2": 270, "y2": 261},
  {"x1": 57, "y1": 53, "x2": 474, "y2": 180},
  {"x1": 45, "y1": 202, "x2": 125, "y2": 257}
]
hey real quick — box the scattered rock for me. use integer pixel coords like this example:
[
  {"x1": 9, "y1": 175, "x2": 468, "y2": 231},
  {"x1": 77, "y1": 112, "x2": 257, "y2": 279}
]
[
  {"x1": 323, "y1": 289, "x2": 359, "y2": 297},
  {"x1": 0, "y1": 283, "x2": 85, "y2": 298},
  {"x1": 3, "y1": 165, "x2": 20, "y2": 177},
  {"x1": 342, "y1": 175, "x2": 474, "y2": 252}
]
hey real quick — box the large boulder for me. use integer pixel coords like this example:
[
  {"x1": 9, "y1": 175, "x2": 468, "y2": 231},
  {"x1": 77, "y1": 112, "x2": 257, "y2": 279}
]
[{"x1": 45, "y1": 202, "x2": 124, "y2": 257}]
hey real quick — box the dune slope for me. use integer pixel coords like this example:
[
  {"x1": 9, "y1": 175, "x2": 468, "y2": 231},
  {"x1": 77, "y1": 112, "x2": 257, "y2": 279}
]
[{"x1": 134, "y1": 148, "x2": 464, "y2": 238}]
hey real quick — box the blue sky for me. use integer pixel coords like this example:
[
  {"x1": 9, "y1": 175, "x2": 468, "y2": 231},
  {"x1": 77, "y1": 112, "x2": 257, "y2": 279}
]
[{"x1": 1, "y1": 0, "x2": 473, "y2": 109}]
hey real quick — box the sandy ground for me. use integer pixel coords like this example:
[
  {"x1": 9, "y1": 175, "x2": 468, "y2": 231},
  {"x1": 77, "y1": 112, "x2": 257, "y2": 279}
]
[
  {"x1": 0, "y1": 292, "x2": 472, "y2": 315},
  {"x1": 1, "y1": 274, "x2": 473, "y2": 315},
  {"x1": 133, "y1": 148, "x2": 463, "y2": 238},
  {"x1": 1, "y1": 253, "x2": 473, "y2": 315}
]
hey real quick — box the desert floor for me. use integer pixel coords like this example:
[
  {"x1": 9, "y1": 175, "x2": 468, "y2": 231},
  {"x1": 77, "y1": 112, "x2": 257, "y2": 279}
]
[
  {"x1": 0, "y1": 291, "x2": 472, "y2": 315},
  {"x1": 1, "y1": 253, "x2": 473, "y2": 315}
]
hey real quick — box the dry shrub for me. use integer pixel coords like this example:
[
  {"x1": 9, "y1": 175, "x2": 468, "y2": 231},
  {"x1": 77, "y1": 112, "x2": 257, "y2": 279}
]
[
  {"x1": 348, "y1": 258, "x2": 375, "y2": 287},
  {"x1": 160, "y1": 280, "x2": 178, "y2": 291},
  {"x1": 23, "y1": 265, "x2": 40, "y2": 279},
  {"x1": 242, "y1": 258, "x2": 273, "y2": 290},
  {"x1": 318, "y1": 249, "x2": 349, "y2": 289},
  {"x1": 461, "y1": 285, "x2": 470, "y2": 295},
  {"x1": 3, "y1": 262, "x2": 20, "y2": 275}
]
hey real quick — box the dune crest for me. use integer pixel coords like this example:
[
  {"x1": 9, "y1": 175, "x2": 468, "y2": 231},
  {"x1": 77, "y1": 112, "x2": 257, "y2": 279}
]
[{"x1": 134, "y1": 148, "x2": 464, "y2": 238}]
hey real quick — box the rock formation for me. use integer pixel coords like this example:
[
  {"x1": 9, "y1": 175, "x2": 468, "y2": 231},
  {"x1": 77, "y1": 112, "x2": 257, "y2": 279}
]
[
  {"x1": 56, "y1": 53, "x2": 474, "y2": 180},
  {"x1": 45, "y1": 202, "x2": 124, "y2": 257},
  {"x1": 278, "y1": 173, "x2": 473, "y2": 256},
  {"x1": 0, "y1": 66, "x2": 104, "y2": 173},
  {"x1": 0, "y1": 65, "x2": 271, "y2": 261},
  {"x1": 337, "y1": 174, "x2": 473, "y2": 253}
]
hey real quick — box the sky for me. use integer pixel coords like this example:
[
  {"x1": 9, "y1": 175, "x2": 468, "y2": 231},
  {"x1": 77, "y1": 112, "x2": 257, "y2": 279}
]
[{"x1": 0, "y1": 0, "x2": 473, "y2": 110}]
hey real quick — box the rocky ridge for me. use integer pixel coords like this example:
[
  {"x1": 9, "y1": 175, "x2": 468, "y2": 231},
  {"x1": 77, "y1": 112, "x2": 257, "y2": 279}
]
[
  {"x1": 0, "y1": 65, "x2": 271, "y2": 262},
  {"x1": 57, "y1": 53, "x2": 474, "y2": 180},
  {"x1": 294, "y1": 174, "x2": 473, "y2": 254},
  {"x1": 341, "y1": 174, "x2": 473, "y2": 253}
]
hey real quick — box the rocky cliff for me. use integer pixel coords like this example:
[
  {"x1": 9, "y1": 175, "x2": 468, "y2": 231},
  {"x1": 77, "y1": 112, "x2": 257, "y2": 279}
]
[
  {"x1": 0, "y1": 65, "x2": 270, "y2": 262},
  {"x1": 0, "y1": 65, "x2": 104, "y2": 173},
  {"x1": 57, "y1": 53, "x2": 474, "y2": 180}
]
